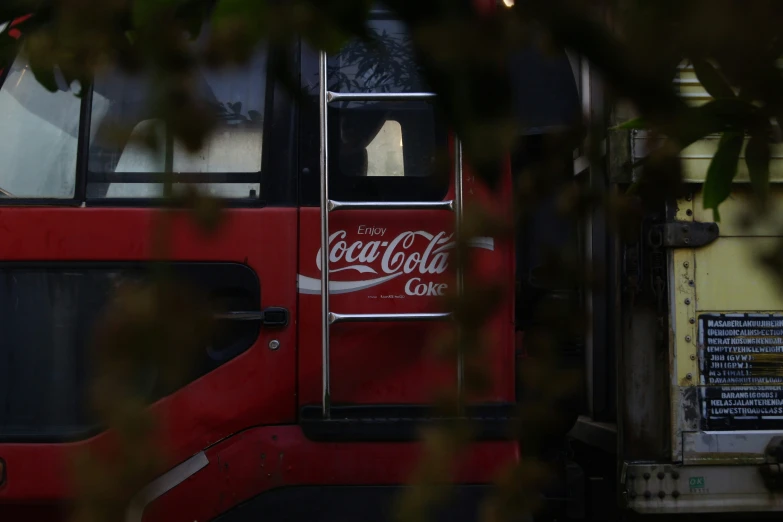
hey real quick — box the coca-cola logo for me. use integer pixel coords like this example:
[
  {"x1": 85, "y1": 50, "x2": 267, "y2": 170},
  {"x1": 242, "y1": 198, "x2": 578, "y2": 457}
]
[
  {"x1": 298, "y1": 225, "x2": 494, "y2": 296},
  {"x1": 316, "y1": 229, "x2": 452, "y2": 276}
]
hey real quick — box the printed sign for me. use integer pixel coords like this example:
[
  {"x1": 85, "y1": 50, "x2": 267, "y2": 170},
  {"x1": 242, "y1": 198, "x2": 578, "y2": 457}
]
[{"x1": 700, "y1": 314, "x2": 783, "y2": 430}]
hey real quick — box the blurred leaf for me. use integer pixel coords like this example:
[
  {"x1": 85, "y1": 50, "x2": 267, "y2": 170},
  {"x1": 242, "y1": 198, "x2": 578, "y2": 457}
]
[
  {"x1": 746, "y1": 132, "x2": 770, "y2": 201},
  {"x1": 703, "y1": 131, "x2": 743, "y2": 221},
  {"x1": 0, "y1": 33, "x2": 19, "y2": 66},
  {"x1": 29, "y1": 58, "x2": 57, "y2": 91},
  {"x1": 0, "y1": 1, "x2": 42, "y2": 25},
  {"x1": 177, "y1": 0, "x2": 210, "y2": 39},
  {"x1": 132, "y1": 0, "x2": 186, "y2": 30},
  {"x1": 692, "y1": 58, "x2": 736, "y2": 99},
  {"x1": 612, "y1": 117, "x2": 647, "y2": 130}
]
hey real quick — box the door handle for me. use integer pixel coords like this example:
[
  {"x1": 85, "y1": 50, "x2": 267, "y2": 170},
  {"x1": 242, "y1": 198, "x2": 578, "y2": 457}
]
[
  {"x1": 214, "y1": 311, "x2": 264, "y2": 321},
  {"x1": 213, "y1": 307, "x2": 289, "y2": 327}
]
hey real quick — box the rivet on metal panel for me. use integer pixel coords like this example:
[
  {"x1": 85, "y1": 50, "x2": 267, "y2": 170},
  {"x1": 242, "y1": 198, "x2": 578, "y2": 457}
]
[
  {"x1": 686, "y1": 209, "x2": 693, "y2": 216},
  {"x1": 690, "y1": 354, "x2": 696, "y2": 360},
  {"x1": 683, "y1": 261, "x2": 690, "y2": 268},
  {"x1": 685, "y1": 335, "x2": 691, "y2": 342},
  {"x1": 685, "y1": 298, "x2": 691, "y2": 305},
  {"x1": 658, "y1": 491, "x2": 666, "y2": 499},
  {"x1": 269, "y1": 339, "x2": 281, "y2": 351},
  {"x1": 657, "y1": 472, "x2": 665, "y2": 480},
  {"x1": 672, "y1": 490, "x2": 680, "y2": 499},
  {"x1": 686, "y1": 373, "x2": 693, "y2": 380},
  {"x1": 689, "y1": 318, "x2": 695, "y2": 324},
  {"x1": 643, "y1": 472, "x2": 651, "y2": 480},
  {"x1": 644, "y1": 491, "x2": 652, "y2": 500},
  {"x1": 672, "y1": 471, "x2": 680, "y2": 479},
  {"x1": 689, "y1": 280, "x2": 694, "y2": 286}
]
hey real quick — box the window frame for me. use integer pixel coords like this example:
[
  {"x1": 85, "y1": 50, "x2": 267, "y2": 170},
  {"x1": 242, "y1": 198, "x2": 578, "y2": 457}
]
[{"x1": 0, "y1": 39, "x2": 298, "y2": 208}]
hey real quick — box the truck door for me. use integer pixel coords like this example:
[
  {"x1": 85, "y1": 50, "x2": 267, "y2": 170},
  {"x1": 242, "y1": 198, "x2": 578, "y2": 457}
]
[
  {"x1": 296, "y1": 10, "x2": 516, "y2": 433},
  {"x1": 0, "y1": 29, "x2": 298, "y2": 518},
  {"x1": 627, "y1": 61, "x2": 783, "y2": 513}
]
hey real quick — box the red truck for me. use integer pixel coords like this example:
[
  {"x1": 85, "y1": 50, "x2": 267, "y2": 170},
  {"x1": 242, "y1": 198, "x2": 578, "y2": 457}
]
[{"x1": 0, "y1": 2, "x2": 594, "y2": 521}]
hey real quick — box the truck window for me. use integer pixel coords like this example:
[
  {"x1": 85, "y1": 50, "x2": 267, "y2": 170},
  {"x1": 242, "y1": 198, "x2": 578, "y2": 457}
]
[
  {"x1": 300, "y1": 15, "x2": 448, "y2": 204},
  {"x1": 0, "y1": 263, "x2": 261, "y2": 442},
  {"x1": 87, "y1": 33, "x2": 268, "y2": 200},
  {"x1": 0, "y1": 55, "x2": 82, "y2": 198}
]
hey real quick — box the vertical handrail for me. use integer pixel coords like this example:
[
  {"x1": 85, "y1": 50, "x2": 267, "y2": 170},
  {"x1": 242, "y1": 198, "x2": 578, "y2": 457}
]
[
  {"x1": 319, "y1": 50, "x2": 332, "y2": 419},
  {"x1": 454, "y1": 137, "x2": 464, "y2": 412}
]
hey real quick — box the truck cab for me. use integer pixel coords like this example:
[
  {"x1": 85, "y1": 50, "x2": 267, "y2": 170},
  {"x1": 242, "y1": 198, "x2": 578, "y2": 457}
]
[{"x1": 0, "y1": 3, "x2": 577, "y2": 521}]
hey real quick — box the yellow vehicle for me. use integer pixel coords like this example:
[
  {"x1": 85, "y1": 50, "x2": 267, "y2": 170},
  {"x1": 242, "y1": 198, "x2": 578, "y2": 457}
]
[{"x1": 569, "y1": 59, "x2": 783, "y2": 517}]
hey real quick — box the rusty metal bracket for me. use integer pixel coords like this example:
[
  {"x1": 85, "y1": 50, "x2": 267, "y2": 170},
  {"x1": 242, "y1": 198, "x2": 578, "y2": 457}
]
[{"x1": 649, "y1": 220, "x2": 719, "y2": 249}]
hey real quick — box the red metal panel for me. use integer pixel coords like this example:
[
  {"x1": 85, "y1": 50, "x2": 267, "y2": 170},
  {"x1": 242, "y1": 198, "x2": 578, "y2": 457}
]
[
  {"x1": 0, "y1": 208, "x2": 299, "y2": 503},
  {"x1": 296, "y1": 153, "x2": 515, "y2": 406},
  {"x1": 142, "y1": 426, "x2": 519, "y2": 522}
]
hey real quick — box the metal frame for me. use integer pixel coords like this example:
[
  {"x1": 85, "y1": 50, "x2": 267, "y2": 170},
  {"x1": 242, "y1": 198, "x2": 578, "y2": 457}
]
[{"x1": 318, "y1": 50, "x2": 464, "y2": 419}]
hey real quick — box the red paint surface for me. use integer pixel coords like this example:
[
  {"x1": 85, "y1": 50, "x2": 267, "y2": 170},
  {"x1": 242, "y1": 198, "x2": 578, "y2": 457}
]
[
  {"x1": 142, "y1": 426, "x2": 519, "y2": 522},
  {"x1": 0, "y1": 209, "x2": 299, "y2": 505},
  {"x1": 0, "y1": 160, "x2": 516, "y2": 519},
  {"x1": 0, "y1": 3, "x2": 521, "y2": 520},
  {"x1": 296, "y1": 158, "x2": 516, "y2": 406}
]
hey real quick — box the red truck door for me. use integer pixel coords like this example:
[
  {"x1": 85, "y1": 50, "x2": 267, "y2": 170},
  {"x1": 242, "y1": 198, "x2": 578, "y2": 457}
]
[
  {"x1": 296, "y1": 10, "x2": 516, "y2": 435},
  {"x1": 0, "y1": 31, "x2": 298, "y2": 518}
]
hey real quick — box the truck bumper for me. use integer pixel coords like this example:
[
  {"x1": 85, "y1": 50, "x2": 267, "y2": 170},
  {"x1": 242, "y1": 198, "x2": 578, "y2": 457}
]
[{"x1": 625, "y1": 462, "x2": 783, "y2": 514}]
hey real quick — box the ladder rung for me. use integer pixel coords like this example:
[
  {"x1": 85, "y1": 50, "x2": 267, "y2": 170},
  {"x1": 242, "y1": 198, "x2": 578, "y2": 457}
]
[
  {"x1": 329, "y1": 200, "x2": 454, "y2": 211},
  {"x1": 327, "y1": 91, "x2": 437, "y2": 103},
  {"x1": 329, "y1": 312, "x2": 452, "y2": 325}
]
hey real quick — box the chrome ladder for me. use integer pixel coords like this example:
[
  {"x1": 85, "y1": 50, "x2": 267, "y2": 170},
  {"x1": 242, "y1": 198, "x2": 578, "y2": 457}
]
[{"x1": 318, "y1": 50, "x2": 465, "y2": 420}]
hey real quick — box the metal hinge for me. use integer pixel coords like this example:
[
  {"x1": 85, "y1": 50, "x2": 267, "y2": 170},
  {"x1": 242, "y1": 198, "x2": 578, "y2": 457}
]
[{"x1": 649, "y1": 220, "x2": 719, "y2": 249}]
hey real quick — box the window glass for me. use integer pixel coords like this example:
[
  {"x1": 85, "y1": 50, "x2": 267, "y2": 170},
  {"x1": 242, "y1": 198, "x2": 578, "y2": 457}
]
[
  {"x1": 0, "y1": 269, "x2": 104, "y2": 440},
  {"x1": 87, "y1": 31, "x2": 267, "y2": 199},
  {"x1": 365, "y1": 120, "x2": 404, "y2": 177},
  {"x1": 0, "y1": 263, "x2": 260, "y2": 442},
  {"x1": 0, "y1": 55, "x2": 83, "y2": 198},
  {"x1": 323, "y1": 18, "x2": 444, "y2": 188},
  {"x1": 328, "y1": 19, "x2": 426, "y2": 94}
]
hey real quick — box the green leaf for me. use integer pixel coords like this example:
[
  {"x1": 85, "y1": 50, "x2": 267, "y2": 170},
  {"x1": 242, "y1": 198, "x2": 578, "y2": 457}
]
[
  {"x1": 671, "y1": 98, "x2": 755, "y2": 149},
  {"x1": 611, "y1": 117, "x2": 647, "y2": 130},
  {"x1": 703, "y1": 131, "x2": 744, "y2": 221},
  {"x1": 692, "y1": 58, "x2": 736, "y2": 99},
  {"x1": 746, "y1": 133, "x2": 770, "y2": 200}
]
